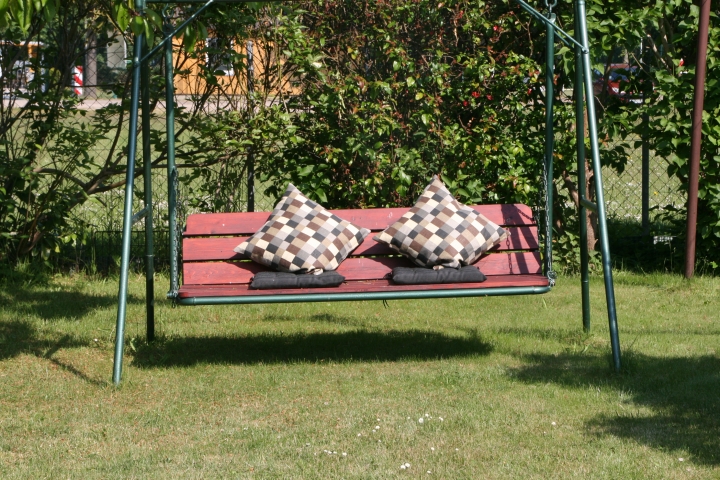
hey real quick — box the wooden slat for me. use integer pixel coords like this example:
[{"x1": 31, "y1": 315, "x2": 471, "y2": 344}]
[
  {"x1": 178, "y1": 274, "x2": 549, "y2": 298},
  {"x1": 182, "y1": 251, "x2": 542, "y2": 285},
  {"x1": 182, "y1": 225, "x2": 539, "y2": 262},
  {"x1": 184, "y1": 204, "x2": 536, "y2": 236}
]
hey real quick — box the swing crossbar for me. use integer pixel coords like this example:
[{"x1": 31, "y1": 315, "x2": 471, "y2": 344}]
[{"x1": 176, "y1": 204, "x2": 550, "y2": 304}]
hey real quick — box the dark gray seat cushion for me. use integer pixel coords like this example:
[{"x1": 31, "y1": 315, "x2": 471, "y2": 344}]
[
  {"x1": 391, "y1": 266, "x2": 487, "y2": 285},
  {"x1": 250, "y1": 271, "x2": 346, "y2": 289}
]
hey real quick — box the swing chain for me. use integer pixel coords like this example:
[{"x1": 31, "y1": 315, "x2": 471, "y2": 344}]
[
  {"x1": 162, "y1": 4, "x2": 173, "y2": 23},
  {"x1": 540, "y1": 142, "x2": 556, "y2": 287},
  {"x1": 170, "y1": 165, "x2": 184, "y2": 301},
  {"x1": 543, "y1": 0, "x2": 558, "y2": 14}
]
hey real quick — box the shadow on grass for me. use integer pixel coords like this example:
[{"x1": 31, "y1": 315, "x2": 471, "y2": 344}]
[
  {"x1": 0, "y1": 320, "x2": 105, "y2": 384},
  {"x1": 509, "y1": 352, "x2": 720, "y2": 466},
  {"x1": 131, "y1": 329, "x2": 492, "y2": 368},
  {"x1": 0, "y1": 286, "x2": 143, "y2": 321}
]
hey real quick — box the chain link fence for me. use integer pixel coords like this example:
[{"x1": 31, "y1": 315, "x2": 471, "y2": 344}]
[
  {"x1": 602, "y1": 133, "x2": 684, "y2": 237},
  {"x1": 599, "y1": 127, "x2": 685, "y2": 269}
]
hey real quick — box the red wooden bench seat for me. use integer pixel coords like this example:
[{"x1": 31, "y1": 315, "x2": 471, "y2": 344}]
[{"x1": 177, "y1": 204, "x2": 550, "y2": 304}]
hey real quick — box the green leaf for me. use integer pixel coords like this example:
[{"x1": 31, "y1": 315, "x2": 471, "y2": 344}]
[
  {"x1": 9, "y1": 0, "x2": 33, "y2": 34},
  {"x1": 144, "y1": 16, "x2": 154, "y2": 47},
  {"x1": 183, "y1": 24, "x2": 199, "y2": 53},
  {"x1": 298, "y1": 165, "x2": 314, "y2": 176},
  {"x1": 421, "y1": 113, "x2": 430, "y2": 125},
  {"x1": 42, "y1": 0, "x2": 56, "y2": 23},
  {"x1": 131, "y1": 15, "x2": 145, "y2": 37},
  {"x1": 146, "y1": 9, "x2": 162, "y2": 30},
  {"x1": 113, "y1": 0, "x2": 129, "y2": 31},
  {"x1": 406, "y1": 77, "x2": 415, "y2": 87},
  {"x1": 0, "y1": 0, "x2": 9, "y2": 28},
  {"x1": 196, "y1": 21, "x2": 208, "y2": 41},
  {"x1": 314, "y1": 187, "x2": 327, "y2": 203}
]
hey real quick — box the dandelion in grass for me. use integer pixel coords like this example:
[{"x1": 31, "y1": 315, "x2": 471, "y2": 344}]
[{"x1": 418, "y1": 418, "x2": 424, "y2": 424}]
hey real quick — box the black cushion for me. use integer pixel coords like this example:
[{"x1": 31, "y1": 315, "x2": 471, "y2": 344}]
[
  {"x1": 391, "y1": 266, "x2": 487, "y2": 285},
  {"x1": 250, "y1": 271, "x2": 346, "y2": 289}
]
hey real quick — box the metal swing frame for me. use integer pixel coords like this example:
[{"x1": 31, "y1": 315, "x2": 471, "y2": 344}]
[{"x1": 112, "y1": 0, "x2": 621, "y2": 384}]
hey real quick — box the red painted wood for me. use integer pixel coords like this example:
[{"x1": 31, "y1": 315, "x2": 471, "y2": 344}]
[
  {"x1": 182, "y1": 225, "x2": 539, "y2": 262},
  {"x1": 177, "y1": 274, "x2": 549, "y2": 298},
  {"x1": 184, "y1": 204, "x2": 536, "y2": 236},
  {"x1": 182, "y1": 251, "x2": 542, "y2": 285}
]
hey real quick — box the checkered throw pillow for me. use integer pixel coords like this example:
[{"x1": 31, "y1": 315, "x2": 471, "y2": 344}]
[
  {"x1": 373, "y1": 176, "x2": 508, "y2": 268},
  {"x1": 234, "y1": 184, "x2": 370, "y2": 274}
]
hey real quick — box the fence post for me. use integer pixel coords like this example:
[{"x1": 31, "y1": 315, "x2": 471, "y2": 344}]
[{"x1": 641, "y1": 39, "x2": 650, "y2": 237}]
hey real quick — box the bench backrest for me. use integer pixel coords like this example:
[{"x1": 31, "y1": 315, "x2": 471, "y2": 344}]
[{"x1": 182, "y1": 204, "x2": 541, "y2": 286}]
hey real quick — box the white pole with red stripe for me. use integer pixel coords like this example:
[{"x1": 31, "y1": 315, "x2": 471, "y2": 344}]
[{"x1": 72, "y1": 65, "x2": 83, "y2": 96}]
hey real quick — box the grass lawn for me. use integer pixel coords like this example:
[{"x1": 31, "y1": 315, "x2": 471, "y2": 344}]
[{"x1": 0, "y1": 271, "x2": 718, "y2": 478}]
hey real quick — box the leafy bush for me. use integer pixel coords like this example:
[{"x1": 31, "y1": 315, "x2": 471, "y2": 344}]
[{"x1": 260, "y1": 0, "x2": 549, "y2": 209}]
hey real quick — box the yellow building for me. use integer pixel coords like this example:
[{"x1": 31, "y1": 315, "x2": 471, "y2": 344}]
[{"x1": 173, "y1": 38, "x2": 298, "y2": 98}]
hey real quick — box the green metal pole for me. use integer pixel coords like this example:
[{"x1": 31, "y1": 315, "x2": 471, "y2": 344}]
[
  {"x1": 113, "y1": 33, "x2": 145, "y2": 385},
  {"x1": 574, "y1": 1, "x2": 591, "y2": 332},
  {"x1": 543, "y1": 14, "x2": 556, "y2": 278},
  {"x1": 164, "y1": 21, "x2": 179, "y2": 298},
  {"x1": 141, "y1": 36, "x2": 155, "y2": 343},
  {"x1": 576, "y1": 0, "x2": 621, "y2": 371}
]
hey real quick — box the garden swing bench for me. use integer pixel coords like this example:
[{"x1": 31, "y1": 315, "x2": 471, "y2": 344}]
[{"x1": 112, "y1": 0, "x2": 621, "y2": 384}]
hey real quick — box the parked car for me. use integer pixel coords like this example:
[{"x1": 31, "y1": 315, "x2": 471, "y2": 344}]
[{"x1": 592, "y1": 64, "x2": 649, "y2": 105}]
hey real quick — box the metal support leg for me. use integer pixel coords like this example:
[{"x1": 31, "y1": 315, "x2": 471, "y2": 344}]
[
  {"x1": 574, "y1": 1, "x2": 591, "y2": 333},
  {"x1": 577, "y1": 0, "x2": 621, "y2": 371},
  {"x1": 141, "y1": 39, "x2": 155, "y2": 343},
  {"x1": 113, "y1": 34, "x2": 145, "y2": 385}
]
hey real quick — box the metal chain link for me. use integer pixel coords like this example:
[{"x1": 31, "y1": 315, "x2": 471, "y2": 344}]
[
  {"x1": 543, "y1": 0, "x2": 558, "y2": 13},
  {"x1": 170, "y1": 166, "x2": 184, "y2": 301},
  {"x1": 538, "y1": 152, "x2": 556, "y2": 287}
]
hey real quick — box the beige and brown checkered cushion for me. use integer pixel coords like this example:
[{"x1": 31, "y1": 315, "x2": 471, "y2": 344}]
[
  {"x1": 373, "y1": 176, "x2": 508, "y2": 269},
  {"x1": 234, "y1": 184, "x2": 370, "y2": 274}
]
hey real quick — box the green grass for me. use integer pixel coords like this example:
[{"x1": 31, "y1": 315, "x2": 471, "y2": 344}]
[{"x1": 1, "y1": 271, "x2": 718, "y2": 478}]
